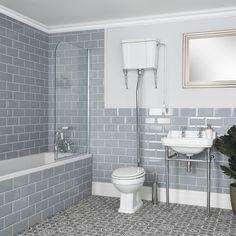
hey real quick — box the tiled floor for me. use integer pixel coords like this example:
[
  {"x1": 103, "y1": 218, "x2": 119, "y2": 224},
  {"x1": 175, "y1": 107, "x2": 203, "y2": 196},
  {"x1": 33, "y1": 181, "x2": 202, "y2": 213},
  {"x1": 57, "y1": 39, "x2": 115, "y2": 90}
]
[{"x1": 18, "y1": 196, "x2": 236, "y2": 236}]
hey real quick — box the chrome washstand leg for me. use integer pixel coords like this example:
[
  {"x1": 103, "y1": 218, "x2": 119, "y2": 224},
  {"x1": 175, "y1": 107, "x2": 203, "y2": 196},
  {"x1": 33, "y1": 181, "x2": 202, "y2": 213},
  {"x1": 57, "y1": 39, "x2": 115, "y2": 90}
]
[
  {"x1": 207, "y1": 148, "x2": 211, "y2": 216},
  {"x1": 165, "y1": 146, "x2": 169, "y2": 209}
]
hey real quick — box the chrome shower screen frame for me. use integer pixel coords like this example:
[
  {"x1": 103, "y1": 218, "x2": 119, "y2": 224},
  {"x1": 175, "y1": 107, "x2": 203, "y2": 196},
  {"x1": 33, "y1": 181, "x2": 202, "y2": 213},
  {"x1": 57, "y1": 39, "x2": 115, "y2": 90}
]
[{"x1": 54, "y1": 42, "x2": 91, "y2": 160}]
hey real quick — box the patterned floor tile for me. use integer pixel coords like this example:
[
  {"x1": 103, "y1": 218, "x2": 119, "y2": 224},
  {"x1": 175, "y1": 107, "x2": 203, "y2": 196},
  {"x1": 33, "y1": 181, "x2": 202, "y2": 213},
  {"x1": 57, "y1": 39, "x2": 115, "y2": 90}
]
[{"x1": 18, "y1": 196, "x2": 236, "y2": 236}]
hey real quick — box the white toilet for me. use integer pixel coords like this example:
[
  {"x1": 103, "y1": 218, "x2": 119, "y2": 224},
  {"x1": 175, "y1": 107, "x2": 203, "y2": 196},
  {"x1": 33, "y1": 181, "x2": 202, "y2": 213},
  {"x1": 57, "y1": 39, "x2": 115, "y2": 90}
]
[{"x1": 112, "y1": 166, "x2": 145, "y2": 214}]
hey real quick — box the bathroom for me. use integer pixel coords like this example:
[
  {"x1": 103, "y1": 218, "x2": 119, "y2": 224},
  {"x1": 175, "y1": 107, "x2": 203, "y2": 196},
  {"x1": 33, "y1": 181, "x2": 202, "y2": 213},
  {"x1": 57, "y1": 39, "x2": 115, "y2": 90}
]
[{"x1": 0, "y1": 0, "x2": 236, "y2": 235}]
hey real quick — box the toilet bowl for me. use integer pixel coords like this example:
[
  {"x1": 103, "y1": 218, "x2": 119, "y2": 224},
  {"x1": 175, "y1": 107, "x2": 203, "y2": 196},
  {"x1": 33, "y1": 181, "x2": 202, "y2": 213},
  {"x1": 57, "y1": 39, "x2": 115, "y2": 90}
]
[{"x1": 112, "y1": 166, "x2": 145, "y2": 214}]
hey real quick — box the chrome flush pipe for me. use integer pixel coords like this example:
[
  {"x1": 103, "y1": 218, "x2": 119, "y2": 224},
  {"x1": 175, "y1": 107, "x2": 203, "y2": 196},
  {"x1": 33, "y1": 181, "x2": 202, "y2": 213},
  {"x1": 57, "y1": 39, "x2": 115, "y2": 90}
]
[{"x1": 136, "y1": 69, "x2": 144, "y2": 167}]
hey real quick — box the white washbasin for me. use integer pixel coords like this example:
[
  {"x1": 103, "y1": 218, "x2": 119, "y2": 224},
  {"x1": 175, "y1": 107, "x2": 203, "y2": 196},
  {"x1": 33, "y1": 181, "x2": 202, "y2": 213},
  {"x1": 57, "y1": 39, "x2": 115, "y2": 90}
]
[{"x1": 161, "y1": 130, "x2": 215, "y2": 156}]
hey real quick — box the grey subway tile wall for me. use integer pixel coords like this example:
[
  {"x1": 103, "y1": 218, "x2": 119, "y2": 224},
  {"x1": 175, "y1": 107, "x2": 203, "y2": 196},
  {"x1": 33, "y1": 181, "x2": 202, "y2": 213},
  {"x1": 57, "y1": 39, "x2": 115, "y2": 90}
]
[
  {"x1": 0, "y1": 14, "x2": 49, "y2": 160},
  {"x1": 92, "y1": 106, "x2": 236, "y2": 194},
  {"x1": 0, "y1": 157, "x2": 92, "y2": 235}
]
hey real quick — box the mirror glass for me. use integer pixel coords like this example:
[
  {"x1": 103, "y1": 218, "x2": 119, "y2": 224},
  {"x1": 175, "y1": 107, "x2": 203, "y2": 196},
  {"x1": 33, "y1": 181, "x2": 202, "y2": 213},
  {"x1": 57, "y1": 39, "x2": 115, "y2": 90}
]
[{"x1": 183, "y1": 30, "x2": 236, "y2": 88}]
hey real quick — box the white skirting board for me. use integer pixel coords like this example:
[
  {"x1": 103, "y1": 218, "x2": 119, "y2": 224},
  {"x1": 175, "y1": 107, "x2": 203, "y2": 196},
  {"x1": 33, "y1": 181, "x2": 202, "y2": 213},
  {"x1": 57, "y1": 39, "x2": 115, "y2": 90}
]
[{"x1": 92, "y1": 182, "x2": 231, "y2": 209}]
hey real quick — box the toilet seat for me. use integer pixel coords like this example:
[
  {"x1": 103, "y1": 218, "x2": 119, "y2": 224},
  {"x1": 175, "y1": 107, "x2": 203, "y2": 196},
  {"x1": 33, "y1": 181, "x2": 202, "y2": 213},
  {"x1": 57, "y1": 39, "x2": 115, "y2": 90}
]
[{"x1": 112, "y1": 167, "x2": 145, "y2": 180}]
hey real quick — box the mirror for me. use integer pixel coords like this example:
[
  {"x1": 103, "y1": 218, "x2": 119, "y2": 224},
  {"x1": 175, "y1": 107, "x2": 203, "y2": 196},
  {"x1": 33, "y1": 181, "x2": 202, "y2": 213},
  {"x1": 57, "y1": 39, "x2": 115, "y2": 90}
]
[{"x1": 183, "y1": 29, "x2": 236, "y2": 88}]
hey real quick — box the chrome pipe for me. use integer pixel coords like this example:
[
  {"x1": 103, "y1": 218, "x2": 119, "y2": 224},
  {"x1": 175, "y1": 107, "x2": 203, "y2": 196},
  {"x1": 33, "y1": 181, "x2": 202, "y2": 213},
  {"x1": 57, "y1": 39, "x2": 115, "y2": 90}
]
[
  {"x1": 207, "y1": 148, "x2": 211, "y2": 216},
  {"x1": 167, "y1": 158, "x2": 208, "y2": 163},
  {"x1": 187, "y1": 156, "x2": 192, "y2": 172},
  {"x1": 167, "y1": 153, "x2": 178, "y2": 159},
  {"x1": 165, "y1": 146, "x2": 169, "y2": 209},
  {"x1": 87, "y1": 49, "x2": 91, "y2": 154},
  {"x1": 123, "y1": 69, "x2": 128, "y2": 89},
  {"x1": 136, "y1": 69, "x2": 144, "y2": 167}
]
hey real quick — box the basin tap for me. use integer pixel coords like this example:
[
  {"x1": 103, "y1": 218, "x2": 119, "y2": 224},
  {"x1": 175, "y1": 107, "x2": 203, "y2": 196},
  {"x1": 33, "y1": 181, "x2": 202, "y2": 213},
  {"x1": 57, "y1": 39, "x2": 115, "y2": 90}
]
[
  {"x1": 198, "y1": 127, "x2": 204, "y2": 138},
  {"x1": 181, "y1": 126, "x2": 187, "y2": 138}
]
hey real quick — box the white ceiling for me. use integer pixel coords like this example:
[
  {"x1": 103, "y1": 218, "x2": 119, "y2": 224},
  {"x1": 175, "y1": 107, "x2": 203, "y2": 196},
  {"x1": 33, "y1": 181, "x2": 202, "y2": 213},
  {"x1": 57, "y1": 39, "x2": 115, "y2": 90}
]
[{"x1": 0, "y1": 0, "x2": 236, "y2": 27}]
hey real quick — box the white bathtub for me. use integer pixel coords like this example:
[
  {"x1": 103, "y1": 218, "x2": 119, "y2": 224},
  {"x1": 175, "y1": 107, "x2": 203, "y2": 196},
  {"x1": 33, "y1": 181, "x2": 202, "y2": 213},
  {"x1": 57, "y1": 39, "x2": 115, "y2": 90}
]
[
  {"x1": 0, "y1": 152, "x2": 92, "y2": 235},
  {"x1": 0, "y1": 152, "x2": 92, "y2": 181}
]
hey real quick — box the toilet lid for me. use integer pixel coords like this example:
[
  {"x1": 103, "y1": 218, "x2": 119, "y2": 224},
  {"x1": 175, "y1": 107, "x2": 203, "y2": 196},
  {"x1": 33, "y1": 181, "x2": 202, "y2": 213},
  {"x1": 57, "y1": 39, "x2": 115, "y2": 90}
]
[{"x1": 112, "y1": 167, "x2": 145, "y2": 179}]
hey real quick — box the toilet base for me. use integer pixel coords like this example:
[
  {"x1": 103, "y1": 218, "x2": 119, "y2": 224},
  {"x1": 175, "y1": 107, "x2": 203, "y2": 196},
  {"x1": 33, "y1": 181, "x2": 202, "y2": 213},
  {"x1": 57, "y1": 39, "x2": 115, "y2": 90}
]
[
  {"x1": 119, "y1": 201, "x2": 143, "y2": 214},
  {"x1": 118, "y1": 191, "x2": 143, "y2": 214}
]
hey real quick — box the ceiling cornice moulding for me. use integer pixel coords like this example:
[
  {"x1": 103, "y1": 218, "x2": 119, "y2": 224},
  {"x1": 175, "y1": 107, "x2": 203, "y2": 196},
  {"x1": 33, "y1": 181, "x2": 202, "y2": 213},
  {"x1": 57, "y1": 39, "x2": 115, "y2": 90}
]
[
  {"x1": 0, "y1": 4, "x2": 236, "y2": 34},
  {"x1": 49, "y1": 7, "x2": 236, "y2": 33},
  {"x1": 0, "y1": 5, "x2": 50, "y2": 33}
]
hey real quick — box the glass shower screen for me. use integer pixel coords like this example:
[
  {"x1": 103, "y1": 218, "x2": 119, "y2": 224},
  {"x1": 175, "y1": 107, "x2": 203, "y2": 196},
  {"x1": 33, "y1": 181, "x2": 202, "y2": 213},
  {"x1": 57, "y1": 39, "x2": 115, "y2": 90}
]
[{"x1": 55, "y1": 42, "x2": 89, "y2": 159}]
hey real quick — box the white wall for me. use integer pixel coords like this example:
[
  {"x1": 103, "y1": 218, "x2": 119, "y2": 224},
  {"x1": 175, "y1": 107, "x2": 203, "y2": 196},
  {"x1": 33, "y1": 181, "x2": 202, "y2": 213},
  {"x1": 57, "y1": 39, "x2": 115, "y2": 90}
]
[{"x1": 105, "y1": 14, "x2": 236, "y2": 108}]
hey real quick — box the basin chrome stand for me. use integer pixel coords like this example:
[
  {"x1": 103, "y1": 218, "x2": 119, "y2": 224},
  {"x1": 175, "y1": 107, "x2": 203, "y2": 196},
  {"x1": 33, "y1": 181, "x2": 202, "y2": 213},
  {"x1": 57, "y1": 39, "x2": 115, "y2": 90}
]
[{"x1": 165, "y1": 147, "x2": 213, "y2": 216}]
